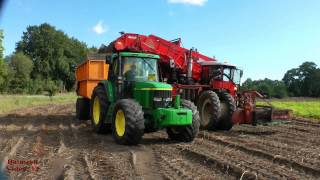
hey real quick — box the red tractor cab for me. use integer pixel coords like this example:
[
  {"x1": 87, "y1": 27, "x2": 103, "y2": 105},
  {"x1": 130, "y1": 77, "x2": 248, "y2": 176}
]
[{"x1": 199, "y1": 61, "x2": 243, "y2": 97}]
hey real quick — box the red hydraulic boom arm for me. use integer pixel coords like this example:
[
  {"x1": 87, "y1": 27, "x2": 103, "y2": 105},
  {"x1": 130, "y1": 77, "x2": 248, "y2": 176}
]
[{"x1": 111, "y1": 33, "x2": 216, "y2": 81}]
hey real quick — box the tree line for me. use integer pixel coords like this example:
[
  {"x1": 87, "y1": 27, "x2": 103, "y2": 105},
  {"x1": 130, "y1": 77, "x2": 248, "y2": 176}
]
[
  {"x1": 0, "y1": 23, "x2": 319, "y2": 97},
  {"x1": 0, "y1": 23, "x2": 97, "y2": 95},
  {"x1": 241, "y1": 61, "x2": 320, "y2": 98}
]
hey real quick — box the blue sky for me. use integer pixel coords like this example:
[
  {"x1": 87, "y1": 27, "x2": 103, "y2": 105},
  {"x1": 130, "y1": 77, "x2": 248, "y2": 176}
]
[{"x1": 1, "y1": 0, "x2": 320, "y2": 80}]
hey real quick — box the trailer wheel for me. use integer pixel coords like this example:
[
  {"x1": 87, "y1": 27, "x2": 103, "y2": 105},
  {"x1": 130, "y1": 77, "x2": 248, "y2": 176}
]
[
  {"x1": 112, "y1": 99, "x2": 145, "y2": 145},
  {"x1": 167, "y1": 99, "x2": 200, "y2": 142},
  {"x1": 197, "y1": 91, "x2": 221, "y2": 130},
  {"x1": 76, "y1": 97, "x2": 90, "y2": 120},
  {"x1": 217, "y1": 92, "x2": 235, "y2": 131},
  {"x1": 90, "y1": 85, "x2": 111, "y2": 133}
]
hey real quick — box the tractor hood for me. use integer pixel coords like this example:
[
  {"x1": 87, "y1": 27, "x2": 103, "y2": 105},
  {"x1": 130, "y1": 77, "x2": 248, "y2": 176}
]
[
  {"x1": 134, "y1": 81, "x2": 172, "y2": 91},
  {"x1": 133, "y1": 81, "x2": 173, "y2": 109}
]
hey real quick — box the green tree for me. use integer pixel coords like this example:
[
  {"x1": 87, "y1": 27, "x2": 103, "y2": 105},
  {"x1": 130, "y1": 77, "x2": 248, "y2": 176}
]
[
  {"x1": 6, "y1": 52, "x2": 33, "y2": 93},
  {"x1": 0, "y1": 60, "x2": 9, "y2": 92},
  {"x1": 241, "y1": 78, "x2": 254, "y2": 90},
  {"x1": 9, "y1": 52, "x2": 33, "y2": 78},
  {"x1": 283, "y1": 61, "x2": 319, "y2": 97},
  {"x1": 44, "y1": 79, "x2": 59, "y2": 99},
  {"x1": 16, "y1": 23, "x2": 90, "y2": 91},
  {"x1": 241, "y1": 78, "x2": 288, "y2": 98},
  {"x1": 0, "y1": 29, "x2": 3, "y2": 60},
  {"x1": 310, "y1": 69, "x2": 320, "y2": 96},
  {"x1": 272, "y1": 80, "x2": 288, "y2": 98},
  {"x1": 283, "y1": 68, "x2": 301, "y2": 96},
  {"x1": 0, "y1": 29, "x2": 9, "y2": 92}
]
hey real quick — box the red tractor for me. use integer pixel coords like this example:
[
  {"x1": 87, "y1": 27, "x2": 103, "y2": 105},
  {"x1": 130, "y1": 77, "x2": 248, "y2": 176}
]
[{"x1": 99, "y1": 33, "x2": 291, "y2": 130}]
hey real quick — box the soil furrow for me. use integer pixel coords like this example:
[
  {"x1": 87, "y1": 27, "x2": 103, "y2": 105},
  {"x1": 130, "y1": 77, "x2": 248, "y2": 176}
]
[
  {"x1": 198, "y1": 132, "x2": 320, "y2": 178},
  {"x1": 153, "y1": 144, "x2": 231, "y2": 180}
]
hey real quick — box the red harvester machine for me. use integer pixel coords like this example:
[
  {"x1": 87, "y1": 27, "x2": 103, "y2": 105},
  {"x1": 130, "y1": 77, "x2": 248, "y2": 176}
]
[{"x1": 99, "y1": 33, "x2": 292, "y2": 130}]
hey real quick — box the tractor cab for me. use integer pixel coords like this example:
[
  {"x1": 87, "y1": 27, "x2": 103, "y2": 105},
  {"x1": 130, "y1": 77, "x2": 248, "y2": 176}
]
[
  {"x1": 106, "y1": 52, "x2": 163, "y2": 99},
  {"x1": 199, "y1": 61, "x2": 243, "y2": 97}
]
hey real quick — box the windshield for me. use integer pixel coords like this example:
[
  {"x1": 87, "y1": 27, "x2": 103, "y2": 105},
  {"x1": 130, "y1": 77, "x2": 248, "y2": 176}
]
[
  {"x1": 232, "y1": 69, "x2": 242, "y2": 85},
  {"x1": 122, "y1": 56, "x2": 159, "y2": 82},
  {"x1": 223, "y1": 68, "x2": 231, "y2": 81},
  {"x1": 222, "y1": 67, "x2": 242, "y2": 85}
]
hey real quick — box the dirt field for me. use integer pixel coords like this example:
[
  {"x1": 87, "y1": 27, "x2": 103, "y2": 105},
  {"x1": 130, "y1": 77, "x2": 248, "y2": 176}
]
[{"x1": 0, "y1": 104, "x2": 319, "y2": 180}]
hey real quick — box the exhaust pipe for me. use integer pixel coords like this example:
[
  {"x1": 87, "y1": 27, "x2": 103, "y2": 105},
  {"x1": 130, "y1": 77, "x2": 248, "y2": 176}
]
[{"x1": 187, "y1": 48, "x2": 194, "y2": 84}]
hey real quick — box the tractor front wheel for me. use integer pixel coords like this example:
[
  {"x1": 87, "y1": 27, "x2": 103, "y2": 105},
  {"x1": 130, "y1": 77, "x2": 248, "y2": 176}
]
[
  {"x1": 167, "y1": 99, "x2": 200, "y2": 142},
  {"x1": 197, "y1": 91, "x2": 221, "y2": 130},
  {"x1": 90, "y1": 85, "x2": 111, "y2": 133},
  {"x1": 217, "y1": 92, "x2": 236, "y2": 131},
  {"x1": 112, "y1": 99, "x2": 145, "y2": 145}
]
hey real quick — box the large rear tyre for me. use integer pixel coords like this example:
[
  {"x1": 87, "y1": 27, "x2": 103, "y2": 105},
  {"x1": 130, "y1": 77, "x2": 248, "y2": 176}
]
[
  {"x1": 217, "y1": 92, "x2": 235, "y2": 131},
  {"x1": 90, "y1": 85, "x2": 111, "y2": 133},
  {"x1": 197, "y1": 91, "x2": 221, "y2": 130},
  {"x1": 167, "y1": 99, "x2": 200, "y2": 142},
  {"x1": 112, "y1": 99, "x2": 145, "y2": 145},
  {"x1": 76, "y1": 97, "x2": 90, "y2": 120}
]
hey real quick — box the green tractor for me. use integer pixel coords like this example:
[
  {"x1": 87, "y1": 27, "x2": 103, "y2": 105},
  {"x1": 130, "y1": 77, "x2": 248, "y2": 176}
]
[{"x1": 76, "y1": 52, "x2": 200, "y2": 145}]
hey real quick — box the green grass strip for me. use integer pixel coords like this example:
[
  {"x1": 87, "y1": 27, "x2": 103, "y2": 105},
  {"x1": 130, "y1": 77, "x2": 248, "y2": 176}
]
[{"x1": 0, "y1": 93, "x2": 77, "y2": 114}]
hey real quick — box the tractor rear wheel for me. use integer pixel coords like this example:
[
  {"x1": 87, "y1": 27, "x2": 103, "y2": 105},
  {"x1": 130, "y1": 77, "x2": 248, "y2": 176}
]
[
  {"x1": 112, "y1": 99, "x2": 145, "y2": 145},
  {"x1": 197, "y1": 91, "x2": 221, "y2": 130},
  {"x1": 167, "y1": 99, "x2": 200, "y2": 142},
  {"x1": 76, "y1": 97, "x2": 90, "y2": 120},
  {"x1": 217, "y1": 92, "x2": 235, "y2": 131},
  {"x1": 90, "y1": 85, "x2": 111, "y2": 133}
]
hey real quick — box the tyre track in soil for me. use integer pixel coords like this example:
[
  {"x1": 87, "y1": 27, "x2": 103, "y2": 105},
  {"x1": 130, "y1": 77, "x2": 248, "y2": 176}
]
[
  {"x1": 71, "y1": 131, "x2": 137, "y2": 180},
  {"x1": 232, "y1": 124, "x2": 320, "y2": 146},
  {"x1": 293, "y1": 118, "x2": 320, "y2": 128},
  {"x1": 219, "y1": 125, "x2": 320, "y2": 163},
  {"x1": 197, "y1": 132, "x2": 320, "y2": 179},
  {"x1": 4, "y1": 104, "x2": 138, "y2": 179},
  {"x1": 187, "y1": 138, "x2": 316, "y2": 180},
  {"x1": 215, "y1": 133, "x2": 320, "y2": 169},
  {"x1": 0, "y1": 115, "x2": 38, "y2": 179},
  {"x1": 227, "y1": 131, "x2": 320, "y2": 171},
  {"x1": 66, "y1": 110, "x2": 162, "y2": 180},
  {"x1": 147, "y1": 138, "x2": 233, "y2": 180},
  {"x1": 149, "y1": 120, "x2": 320, "y2": 179},
  {"x1": 261, "y1": 125, "x2": 320, "y2": 141},
  {"x1": 6, "y1": 114, "x2": 70, "y2": 179},
  {"x1": 0, "y1": 104, "x2": 71, "y2": 179},
  {"x1": 148, "y1": 132, "x2": 259, "y2": 180}
]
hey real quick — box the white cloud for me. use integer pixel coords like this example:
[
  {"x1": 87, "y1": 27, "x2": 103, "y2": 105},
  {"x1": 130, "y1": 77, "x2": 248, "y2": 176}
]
[
  {"x1": 168, "y1": 0, "x2": 208, "y2": 6},
  {"x1": 92, "y1": 21, "x2": 107, "y2": 35}
]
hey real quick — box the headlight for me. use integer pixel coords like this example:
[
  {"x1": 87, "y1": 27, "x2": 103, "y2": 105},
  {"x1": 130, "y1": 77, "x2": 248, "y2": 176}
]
[
  {"x1": 153, "y1": 97, "x2": 162, "y2": 102},
  {"x1": 234, "y1": 87, "x2": 238, "y2": 91},
  {"x1": 164, "y1": 97, "x2": 172, "y2": 101}
]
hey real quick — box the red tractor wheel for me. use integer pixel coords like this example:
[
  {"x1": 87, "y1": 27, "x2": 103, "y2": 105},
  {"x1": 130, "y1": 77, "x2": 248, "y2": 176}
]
[
  {"x1": 217, "y1": 92, "x2": 236, "y2": 131},
  {"x1": 197, "y1": 91, "x2": 221, "y2": 130}
]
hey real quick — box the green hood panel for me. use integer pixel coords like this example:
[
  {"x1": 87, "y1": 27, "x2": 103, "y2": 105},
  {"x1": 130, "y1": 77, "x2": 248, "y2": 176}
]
[
  {"x1": 133, "y1": 81, "x2": 172, "y2": 109},
  {"x1": 134, "y1": 81, "x2": 172, "y2": 91}
]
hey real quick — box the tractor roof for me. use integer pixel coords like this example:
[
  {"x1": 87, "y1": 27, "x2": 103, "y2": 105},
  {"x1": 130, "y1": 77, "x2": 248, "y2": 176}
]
[{"x1": 197, "y1": 60, "x2": 237, "y2": 67}]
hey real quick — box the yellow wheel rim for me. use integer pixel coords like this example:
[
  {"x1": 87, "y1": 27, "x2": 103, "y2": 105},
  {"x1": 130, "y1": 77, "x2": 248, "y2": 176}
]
[
  {"x1": 93, "y1": 96, "x2": 100, "y2": 125},
  {"x1": 115, "y1": 110, "x2": 125, "y2": 137}
]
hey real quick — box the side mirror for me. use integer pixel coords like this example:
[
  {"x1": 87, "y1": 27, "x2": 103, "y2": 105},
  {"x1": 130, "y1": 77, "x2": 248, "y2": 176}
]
[{"x1": 240, "y1": 70, "x2": 243, "y2": 77}]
